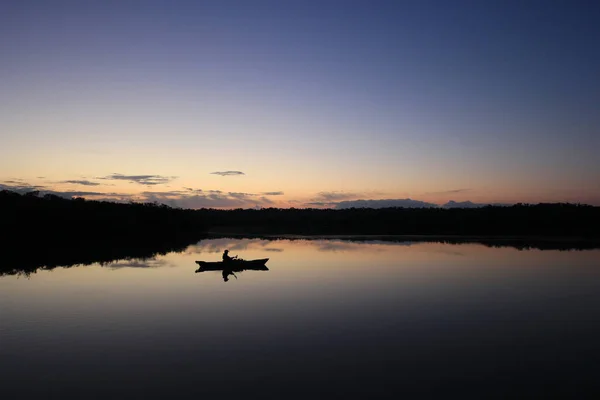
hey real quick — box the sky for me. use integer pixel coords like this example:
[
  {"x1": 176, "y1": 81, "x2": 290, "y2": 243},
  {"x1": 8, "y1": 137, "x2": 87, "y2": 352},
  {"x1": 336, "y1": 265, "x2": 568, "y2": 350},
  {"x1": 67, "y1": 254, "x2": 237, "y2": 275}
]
[{"x1": 1, "y1": 0, "x2": 599, "y2": 208}]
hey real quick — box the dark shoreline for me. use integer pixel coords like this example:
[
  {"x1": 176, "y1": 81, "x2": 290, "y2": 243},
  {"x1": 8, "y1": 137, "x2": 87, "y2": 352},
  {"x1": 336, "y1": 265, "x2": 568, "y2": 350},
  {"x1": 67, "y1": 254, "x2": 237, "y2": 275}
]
[{"x1": 3, "y1": 191, "x2": 599, "y2": 240}]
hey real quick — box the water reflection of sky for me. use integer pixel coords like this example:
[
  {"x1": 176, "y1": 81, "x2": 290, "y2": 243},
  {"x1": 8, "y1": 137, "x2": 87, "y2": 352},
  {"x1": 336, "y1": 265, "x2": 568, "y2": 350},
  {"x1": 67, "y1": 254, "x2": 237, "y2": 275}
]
[{"x1": 2, "y1": 239, "x2": 600, "y2": 398}]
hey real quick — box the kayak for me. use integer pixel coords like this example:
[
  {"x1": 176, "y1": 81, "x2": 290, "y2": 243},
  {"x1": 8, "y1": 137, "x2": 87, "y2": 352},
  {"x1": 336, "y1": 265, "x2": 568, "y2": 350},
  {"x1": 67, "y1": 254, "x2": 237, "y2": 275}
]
[{"x1": 195, "y1": 258, "x2": 269, "y2": 272}]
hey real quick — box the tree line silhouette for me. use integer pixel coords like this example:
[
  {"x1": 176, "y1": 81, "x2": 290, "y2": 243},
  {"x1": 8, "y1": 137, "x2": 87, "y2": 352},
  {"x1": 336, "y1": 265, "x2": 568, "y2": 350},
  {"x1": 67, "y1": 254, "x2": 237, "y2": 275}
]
[
  {"x1": 2, "y1": 190, "x2": 599, "y2": 240},
  {"x1": 1, "y1": 190, "x2": 206, "y2": 242},
  {"x1": 197, "y1": 203, "x2": 600, "y2": 237}
]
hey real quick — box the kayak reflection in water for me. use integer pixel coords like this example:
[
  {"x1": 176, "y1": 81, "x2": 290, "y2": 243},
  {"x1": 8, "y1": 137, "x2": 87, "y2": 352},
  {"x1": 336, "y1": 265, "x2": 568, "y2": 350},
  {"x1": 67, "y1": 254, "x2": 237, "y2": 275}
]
[{"x1": 222, "y1": 268, "x2": 237, "y2": 282}]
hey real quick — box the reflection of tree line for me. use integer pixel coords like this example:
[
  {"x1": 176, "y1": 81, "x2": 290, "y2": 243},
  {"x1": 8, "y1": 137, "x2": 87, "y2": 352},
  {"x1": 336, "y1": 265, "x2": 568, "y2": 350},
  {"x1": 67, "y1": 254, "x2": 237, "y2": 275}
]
[
  {"x1": 428, "y1": 237, "x2": 600, "y2": 251},
  {"x1": 1, "y1": 233, "x2": 205, "y2": 276},
  {"x1": 4, "y1": 233, "x2": 598, "y2": 277},
  {"x1": 2, "y1": 190, "x2": 600, "y2": 276},
  {"x1": 203, "y1": 235, "x2": 600, "y2": 252},
  {"x1": 302, "y1": 236, "x2": 600, "y2": 251}
]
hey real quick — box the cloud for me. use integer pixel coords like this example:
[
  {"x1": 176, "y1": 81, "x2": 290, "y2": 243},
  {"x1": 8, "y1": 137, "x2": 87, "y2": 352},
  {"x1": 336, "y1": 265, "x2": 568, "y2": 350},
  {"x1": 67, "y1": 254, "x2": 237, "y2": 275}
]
[
  {"x1": 259, "y1": 196, "x2": 275, "y2": 204},
  {"x1": 1, "y1": 180, "x2": 271, "y2": 208},
  {"x1": 176, "y1": 195, "x2": 251, "y2": 209},
  {"x1": 133, "y1": 189, "x2": 275, "y2": 209},
  {"x1": 99, "y1": 173, "x2": 175, "y2": 185},
  {"x1": 442, "y1": 200, "x2": 482, "y2": 208},
  {"x1": 0, "y1": 183, "x2": 128, "y2": 200},
  {"x1": 61, "y1": 180, "x2": 101, "y2": 186},
  {"x1": 58, "y1": 191, "x2": 109, "y2": 197},
  {"x1": 426, "y1": 188, "x2": 471, "y2": 195},
  {"x1": 305, "y1": 201, "x2": 338, "y2": 207},
  {"x1": 141, "y1": 190, "x2": 188, "y2": 196},
  {"x1": 184, "y1": 187, "x2": 204, "y2": 193},
  {"x1": 211, "y1": 171, "x2": 245, "y2": 176},
  {"x1": 335, "y1": 199, "x2": 438, "y2": 209},
  {"x1": 315, "y1": 191, "x2": 360, "y2": 201},
  {"x1": 228, "y1": 192, "x2": 257, "y2": 199},
  {"x1": 0, "y1": 183, "x2": 48, "y2": 193},
  {"x1": 262, "y1": 191, "x2": 284, "y2": 196},
  {"x1": 304, "y1": 191, "x2": 365, "y2": 207}
]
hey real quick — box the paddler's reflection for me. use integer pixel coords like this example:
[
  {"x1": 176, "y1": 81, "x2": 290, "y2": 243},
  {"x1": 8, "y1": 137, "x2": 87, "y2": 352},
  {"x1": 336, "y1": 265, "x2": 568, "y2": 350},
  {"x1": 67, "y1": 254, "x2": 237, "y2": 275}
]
[{"x1": 222, "y1": 268, "x2": 237, "y2": 282}]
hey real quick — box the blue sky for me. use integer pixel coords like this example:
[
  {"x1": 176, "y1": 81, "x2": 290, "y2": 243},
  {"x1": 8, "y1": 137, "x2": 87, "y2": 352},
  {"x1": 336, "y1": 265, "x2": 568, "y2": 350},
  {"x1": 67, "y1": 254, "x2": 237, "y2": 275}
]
[{"x1": 1, "y1": 0, "x2": 599, "y2": 207}]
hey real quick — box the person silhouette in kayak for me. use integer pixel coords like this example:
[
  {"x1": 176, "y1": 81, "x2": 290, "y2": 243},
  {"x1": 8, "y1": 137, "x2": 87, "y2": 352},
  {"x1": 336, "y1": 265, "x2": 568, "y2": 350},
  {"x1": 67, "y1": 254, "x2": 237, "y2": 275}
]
[{"x1": 222, "y1": 249, "x2": 237, "y2": 262}]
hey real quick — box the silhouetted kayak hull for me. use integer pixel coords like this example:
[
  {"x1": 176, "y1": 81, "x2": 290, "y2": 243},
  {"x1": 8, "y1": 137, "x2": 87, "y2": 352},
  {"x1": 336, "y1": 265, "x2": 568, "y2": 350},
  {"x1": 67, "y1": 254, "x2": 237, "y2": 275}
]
[{"x1": 195, "y1": 258, "x2": 269, "y2": 272}]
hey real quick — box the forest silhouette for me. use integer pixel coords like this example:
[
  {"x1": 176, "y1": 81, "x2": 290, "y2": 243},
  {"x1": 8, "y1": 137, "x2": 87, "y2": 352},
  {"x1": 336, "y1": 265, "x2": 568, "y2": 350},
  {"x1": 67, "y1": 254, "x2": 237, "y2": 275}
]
[
  {"x1": 195, "y1": 203, "x2": 599, "y2": 236},
  {"x1": 4, "y1": 190, "x2": 599, "y2": 239}
]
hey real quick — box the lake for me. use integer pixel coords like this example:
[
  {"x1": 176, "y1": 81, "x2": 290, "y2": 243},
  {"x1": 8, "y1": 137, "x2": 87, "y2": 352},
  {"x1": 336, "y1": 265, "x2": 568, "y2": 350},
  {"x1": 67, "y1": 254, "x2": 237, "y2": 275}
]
[{"x1": 2, "y1": 237, "x2": 599, "y2": 399}]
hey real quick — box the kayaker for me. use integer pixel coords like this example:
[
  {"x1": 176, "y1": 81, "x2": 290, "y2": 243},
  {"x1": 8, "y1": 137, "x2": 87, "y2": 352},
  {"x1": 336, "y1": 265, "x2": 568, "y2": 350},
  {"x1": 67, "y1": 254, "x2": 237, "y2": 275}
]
[{"x1": 222, "y1": 249, "x2": 237, "y2": 262}]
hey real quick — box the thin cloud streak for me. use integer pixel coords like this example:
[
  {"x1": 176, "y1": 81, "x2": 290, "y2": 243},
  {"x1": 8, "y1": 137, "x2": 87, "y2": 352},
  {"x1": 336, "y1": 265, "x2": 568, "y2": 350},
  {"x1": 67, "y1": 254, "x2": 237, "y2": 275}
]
[
  {"x1": 57, "y1": 191, "x2": 108, "y2": 197},
  {"x1": 315, "y1": 191, "x2": 360, "y2": 201},
  {"x1": 228, "y1": 192, "x2": 256, "y2": 198},
  {"x1": 61, "y1": 180, "x2": 101, "y2": 186},
  {"x1": 183, "y1": 187, "x2": 204, "y2": 193},
  {"x1": 259, "y1": 196, "x2": 275, "y2": 204},
  {"x1": 0, "y1": 183, "x2": 48, "y2": 193},
  {"x1": 210, "y1": 171, "x2": 245, "y2": 176},
  {"x1": 425, "y1": 188, "x2": 471, "y2": 195},
  {"x1": 305, "y1": 201, "x2": 338, "y2": 207},
  {"x1": 99, "y1": 173, "x2": 176, "y2": 185}
]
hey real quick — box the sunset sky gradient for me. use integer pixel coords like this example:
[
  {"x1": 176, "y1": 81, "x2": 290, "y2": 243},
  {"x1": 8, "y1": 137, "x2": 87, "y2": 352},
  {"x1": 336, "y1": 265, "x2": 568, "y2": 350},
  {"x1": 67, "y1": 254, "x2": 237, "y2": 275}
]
[{"x1": 2, "y1": 0, "x2": 599, "y2": 208}]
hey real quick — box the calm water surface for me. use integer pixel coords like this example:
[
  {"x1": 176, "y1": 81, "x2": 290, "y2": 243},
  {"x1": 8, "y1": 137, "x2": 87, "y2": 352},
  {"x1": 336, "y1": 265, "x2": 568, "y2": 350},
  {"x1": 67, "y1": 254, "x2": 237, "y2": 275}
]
[{"x1": 2, "y1": 238, "x2": 599, "y2": 399}]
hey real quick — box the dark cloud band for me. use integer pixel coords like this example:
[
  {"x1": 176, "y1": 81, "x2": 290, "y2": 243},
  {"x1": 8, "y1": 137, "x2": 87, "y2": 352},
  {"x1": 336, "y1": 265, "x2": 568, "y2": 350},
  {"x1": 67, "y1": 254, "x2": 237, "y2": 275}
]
[
  {"x1": 62, "y1": 180, "x2": 100, "y2": 186},
  {"x1": 99, "y1": 173, "x2": 175, "y2": 185},
  {"x1": 210, "y1": 171, "x2": 245, "y2": 176}
]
